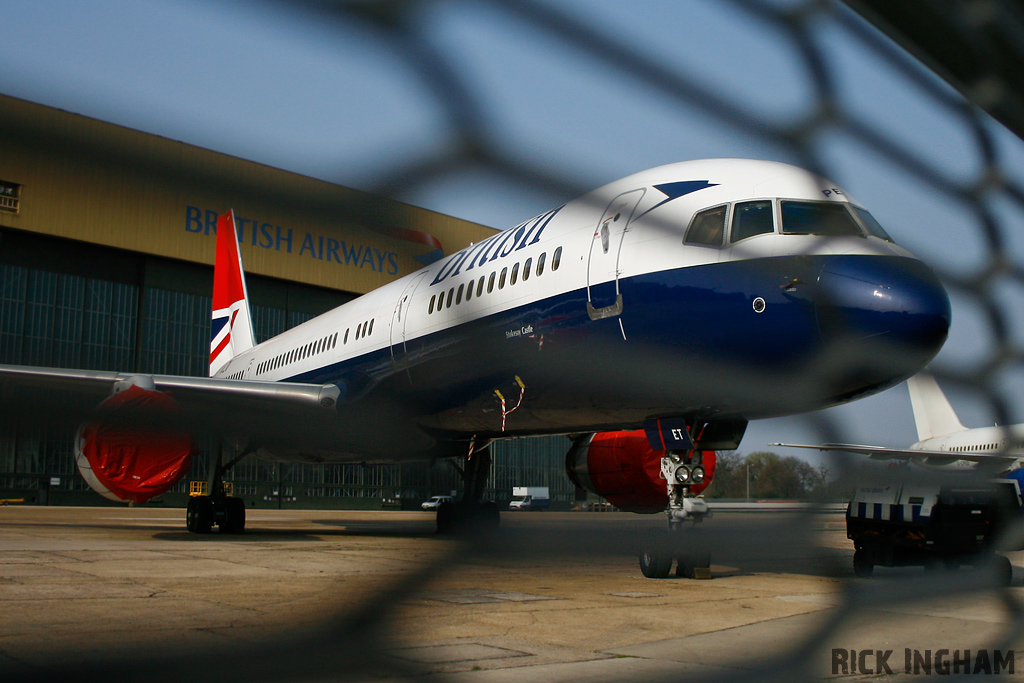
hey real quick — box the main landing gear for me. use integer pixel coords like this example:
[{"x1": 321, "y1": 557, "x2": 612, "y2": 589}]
[
  {"x1": 186, "y1": 445, "x2": 249, "y2": 534},
  {"x1": 639, "y1": 450, "x2": 711, "y2": 578},
  {"x1": 436, "y1": 443, "x2": 500, "y2": 534}
]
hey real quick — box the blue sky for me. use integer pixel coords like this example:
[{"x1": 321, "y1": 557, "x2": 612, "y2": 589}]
[{"x1": 1, "y1": 0, "x2": 1021, "y2": 463}]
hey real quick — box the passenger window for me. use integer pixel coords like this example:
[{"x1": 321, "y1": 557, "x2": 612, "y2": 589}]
[
  {"x1": 344, "y1": 329, "x2": 349, "y2": 344},
  {"x1": 552, "y1": 247, "x2": 562, "y2": 271},
  {"x1": 487, "y1": 272, "x2": 495, "y2": 294},
  {"x1": 368, "y1": 319, "x2": 374, "y2": 336},
  {"x1": 781, "y1": 201, "x2": 863, "y2": 237},
  {"x1": 537, "y1": 253, "x2": 546, "y2": 276},
  {"x1": 465, "y1": 281, "x2": 473, "y2": 301},
  {"x1": 477, "y1": 276, "x2": 485, "y2": 298},
  {"x1": 456, "y1": 283, "x2": 464, "y2": 305},
  {"x1": 499, "y1": 267, "x2": 507, "y2": 289},
  {"x1": 446, "y1": 288, "x2": 454, "y2": 308},
  {"x1": 685, "y1": 205, "x2": 727, "y2": 247},
  {"x1": 428, "y1": 295, "x2": 435, "y2": 314},
  {"x1": 511, "y1": 262, "x2": 519, "y2": 286},
  {"x1": 731, "y1": 201, "x2": 775, "y2": 242},
  {"x1": 523, "y1": 258, "x2": 532, "y2": 281},
  {"x1": 853, "y1": 207, "x2": 895, "y2": 242}
]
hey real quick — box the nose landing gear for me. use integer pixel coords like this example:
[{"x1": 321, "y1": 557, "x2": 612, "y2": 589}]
[{"x1": 639, "y1": 450, "x2": 712, "y2": 578}]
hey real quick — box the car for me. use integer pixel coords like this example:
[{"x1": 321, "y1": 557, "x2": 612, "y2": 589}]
[{"x1": 421, "y1": 495, "x2": 454, "y2": 511}]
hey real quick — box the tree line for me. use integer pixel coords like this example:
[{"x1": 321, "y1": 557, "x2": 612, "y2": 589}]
[{"x1": 704, "y1": 450, "x2": 854, "y2": 501}]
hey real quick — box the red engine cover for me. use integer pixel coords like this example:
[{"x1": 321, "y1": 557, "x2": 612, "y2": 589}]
[
  {"x1": 566, "y1": 430, "x2": 716, "y2": 513},
  {"x1": 75, "y1": 384, "x2": 194, "y2": 504}
]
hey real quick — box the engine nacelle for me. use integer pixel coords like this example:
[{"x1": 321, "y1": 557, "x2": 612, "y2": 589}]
[
  {"x1": 74, "y1": 383, "x2": 195, "y2": 504},
  {"x1": 566, "y1": 430, "x2": 716, "y2": 513}
]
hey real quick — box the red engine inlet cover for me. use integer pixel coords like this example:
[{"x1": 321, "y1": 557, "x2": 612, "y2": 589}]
[
  {"x1": 75, "y1": 384, "x2": 195, "y2": 504},
  {"x1": 566, "y1": 430, "x2": 716, "y2": 513}
]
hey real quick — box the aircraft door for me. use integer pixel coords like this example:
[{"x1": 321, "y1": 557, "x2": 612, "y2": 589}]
[
  {"x1": 389, "y1": 272, "x2": 428, "y2": 365},
  {"x1": 587, "y1": 189, "x2": 645, "y2": 320}
]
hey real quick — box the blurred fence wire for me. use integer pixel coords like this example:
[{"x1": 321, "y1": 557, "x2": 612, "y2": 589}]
[{"x1": 9, "y1": 0, "x2": 1024, "y2": 681}]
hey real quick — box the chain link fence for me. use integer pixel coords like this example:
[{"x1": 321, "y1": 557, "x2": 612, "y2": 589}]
[{"x1": 7, "y1": 0, "x2": 1024, "y2": 680}]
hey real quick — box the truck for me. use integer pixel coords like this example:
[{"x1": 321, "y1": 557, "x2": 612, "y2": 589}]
[
  {"x1": 508, "y1": 486, "x2": 550, "y2": 511},
  {"x1": 846, "y1": 477, "x2": 1022, "y2": 584}
]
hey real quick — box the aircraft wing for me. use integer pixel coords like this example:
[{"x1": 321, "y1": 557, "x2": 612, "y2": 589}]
[
  {"x1": 771, "y1": 442, "x2": 1022, "y2": 468},
  {"x1": 0, "y1": 363, "x2": 343, "y2": 446}
]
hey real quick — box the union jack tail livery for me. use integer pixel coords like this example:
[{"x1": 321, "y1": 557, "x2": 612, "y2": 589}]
[{"x1": 210, "y1": 209, "x2": 255, "y2": 377}]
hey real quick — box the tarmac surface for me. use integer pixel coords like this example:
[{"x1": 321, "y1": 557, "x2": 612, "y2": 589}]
[{"x1": 1, "y1": 506, "x2": 1023, "y2": 682}]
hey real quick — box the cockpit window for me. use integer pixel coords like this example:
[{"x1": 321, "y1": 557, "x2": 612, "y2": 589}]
[
  {"x1": 685, "y1": 205, "x2": 727, "y2": 247},
  {"x1": 731, "y1": 200, "x2": 774, "y2": 242},
  {"x1": 781, "y1": 201, "x2": 863, "y2": 237},
  {"x1": 852, "y1": 206, "x2": 895, "y2": 242}
]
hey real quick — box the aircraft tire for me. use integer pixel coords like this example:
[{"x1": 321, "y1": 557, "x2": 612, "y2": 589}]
[
  {"x1": 639, "y1": 548, "x2": 673, "y2": 579},
  {"x1": 187, "y1": 496, "x2": 214, "y2": 534},
  {"x1": 436, "y1": 501, "x2": 457, "y2": 534},
  {"x1": 853, "y1": 548, "x2": 873, "y2": 577},
  {"x1": 220, "y1": 496, "x2": 246, "y2": 534},
  {"x1": 480, "y1": 501, "x2": 500, "y2": 530}
]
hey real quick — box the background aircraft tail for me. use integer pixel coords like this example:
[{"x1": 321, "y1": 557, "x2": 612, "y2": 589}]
[
  {"x1": 907, "y1": 371, "x2": 967, "y2": 442},
  {"x1": 209, "y1": 209, "x2": 256, "y2": 377}
]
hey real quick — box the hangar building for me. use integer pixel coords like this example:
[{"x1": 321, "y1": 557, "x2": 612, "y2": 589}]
[{"x1": 0, "y1": 94, "x2": 574, "y2": 509}]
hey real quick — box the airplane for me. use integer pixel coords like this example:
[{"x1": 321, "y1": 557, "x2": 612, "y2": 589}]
[
  {"x1": 0, "y1": 159, "x2": 951, "y2": 553},
  {"x1": 774, "y1": 371, "x2": 1024, "y2": 474}
]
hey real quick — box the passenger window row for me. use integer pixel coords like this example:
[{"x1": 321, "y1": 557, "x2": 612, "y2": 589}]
[
  {"x1": 255, "y1": 317, "x2": 375, "y2": 376},
  {"x1": 427, "y1": 247, "x2": 563, "y2": 315}
]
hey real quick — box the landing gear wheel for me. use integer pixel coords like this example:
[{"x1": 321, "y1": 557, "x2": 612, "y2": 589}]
[
  {"x1": 853, "y1": 548, "x2": 874, "y2": 577},
  {"x1": 220, "y1": 496, "x2": 246, "y2": 534},
  {"x1": 186, "y1": 496, "x2": 214, "y2": 534},
  {"x1": 639, "y1": 548, "x2": 673, "y2": 579},
  {"x1": 676, "y1": 552, "x2": 711, "y2": 578},
  {"x1": 436, "y1": 501, "x2": 457, "y2": 534},
  {"x1": 479, "y1": 501, "x2": 500, "y2": 530},
  {"x1": 436, "y1": 501, "x2": 500, "y2": 534}
]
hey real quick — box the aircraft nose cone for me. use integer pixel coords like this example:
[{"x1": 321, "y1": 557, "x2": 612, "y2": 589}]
[{"x1": 815, "y1": 256, "x2": 950, "y2": 368}]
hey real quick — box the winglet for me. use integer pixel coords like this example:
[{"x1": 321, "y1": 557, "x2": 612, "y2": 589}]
[
  {"x1": 907, "y1": 371, "x2": 967, "y2": 442},
  {"x1": 210, "y1": 209, "x2": 256, "y2": 377}
]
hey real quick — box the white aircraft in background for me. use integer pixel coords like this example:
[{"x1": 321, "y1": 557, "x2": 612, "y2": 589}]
[
  {"x1": 0, "y1": 159, "x2": 950, "y2": 554},
  {"x1": 774, "y1": 372, "x2": 1024, "y2": 473}
]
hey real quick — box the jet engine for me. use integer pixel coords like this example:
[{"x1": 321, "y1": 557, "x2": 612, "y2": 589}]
[
  {"x1": 566, "y1": 430, "x2": 716, "y2": 513},
  {"x1": 74, "y1": 381, "x2": 195, "y2": 503}
]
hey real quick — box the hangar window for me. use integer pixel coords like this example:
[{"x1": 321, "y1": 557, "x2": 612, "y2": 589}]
[
  {"x1": 523, "y1": 258, "x2": 532, "y2": 281},
  {"x1": 0, "y1": 180, "x2": 20, "y2": 214},
  {"x1": 781, "y1": 201, "x2": 862, "y2": 237},
  {"x1": 731, "y1": 201, "x2": 775, "y2": 242},
  {"x1": 685, "y1": 205, "x2": 727, "y2": 247},
  {"x1": 552, "y1": 247, "x2": 562, "y2": 271}
]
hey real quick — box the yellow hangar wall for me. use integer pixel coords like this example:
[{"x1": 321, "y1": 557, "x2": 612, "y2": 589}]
[{"x1": 0, "y1": 94, "x2": 496, "y2": 294}]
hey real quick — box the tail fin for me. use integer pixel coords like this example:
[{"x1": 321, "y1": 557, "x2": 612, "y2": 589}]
[
  {"x1": 907, "y1": 371, "x2": 968, "y2": 441},
  {"x1": 210, "y1": 209, "x2": 255, "y2": 377}
]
